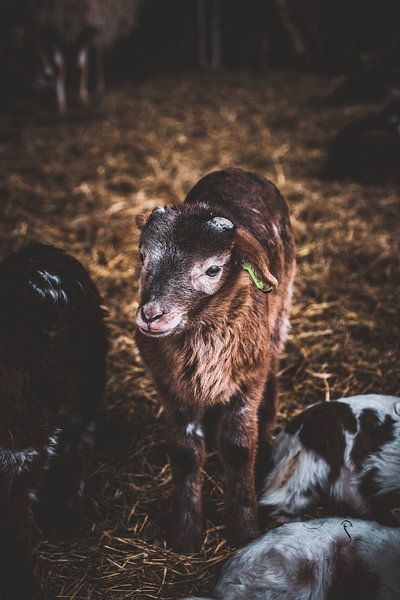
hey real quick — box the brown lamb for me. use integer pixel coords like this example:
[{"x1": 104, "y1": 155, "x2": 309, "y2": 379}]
[{"x1": 135, "y1": 167, "x2": 296, "y2": 552}]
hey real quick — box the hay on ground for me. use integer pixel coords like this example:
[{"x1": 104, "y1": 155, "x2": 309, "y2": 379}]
[{"x1": 0, "y1": 70, "x2": 399, "y2": 599}]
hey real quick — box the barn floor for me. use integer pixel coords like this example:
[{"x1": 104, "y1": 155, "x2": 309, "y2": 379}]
[{"x1": 0, "y1": 70, "x2": 399, "y2": 599}]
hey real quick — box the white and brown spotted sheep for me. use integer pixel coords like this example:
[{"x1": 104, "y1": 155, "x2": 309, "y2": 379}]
[{"x1": 259, "y1": 394, "x2": 400, "y2": 525}]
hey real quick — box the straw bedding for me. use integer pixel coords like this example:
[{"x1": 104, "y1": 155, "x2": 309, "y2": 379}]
[{"x1": 0, "y1": 70, "x2": 398, "y2": 599}]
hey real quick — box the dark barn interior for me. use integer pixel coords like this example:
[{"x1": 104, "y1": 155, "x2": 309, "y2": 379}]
[{"x1": 0, "y1": 0, "x2": 399, "y2": 598}]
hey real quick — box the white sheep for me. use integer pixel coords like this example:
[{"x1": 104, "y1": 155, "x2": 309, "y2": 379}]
[{"x1": 183, "y1": 517, "x2": 400, "y2": 600}]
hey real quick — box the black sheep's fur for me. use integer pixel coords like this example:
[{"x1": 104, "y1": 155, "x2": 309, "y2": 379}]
[{"x1": 0, "y1": 243, "x2": 108, "y2": 599}]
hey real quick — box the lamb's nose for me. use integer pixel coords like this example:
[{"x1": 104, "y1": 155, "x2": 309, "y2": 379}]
[{"x1": 141, "y1": 303, "x2": 164, "y2": 324}]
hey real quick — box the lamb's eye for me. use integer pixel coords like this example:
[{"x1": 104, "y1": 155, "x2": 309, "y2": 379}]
[
  {"x1": 139, "y1": 251, "x2": 144, "y2": 263},
  {"x1": 206, "y1": 265, "x2": 221, "y2": 277}
]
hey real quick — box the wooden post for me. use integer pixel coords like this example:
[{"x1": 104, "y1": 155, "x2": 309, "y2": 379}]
[
  {"x1": 197, "y1": 0, "x2": 208, "y2": 70},
  {"x1": 210, "y1": 0, "x2": 222, "y2": 70}
]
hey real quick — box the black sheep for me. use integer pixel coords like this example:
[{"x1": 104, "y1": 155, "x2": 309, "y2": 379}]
[
  {"x1": 0, "y1": 243, "x2": 107, "y2": 599},
  {"x1": 322, "y1": 100, "x2": 400, "y2": 186}
]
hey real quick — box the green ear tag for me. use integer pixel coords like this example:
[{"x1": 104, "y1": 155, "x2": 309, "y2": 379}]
[{"x1": 242, "y1": 262, "x2": 274, "y2": 293}]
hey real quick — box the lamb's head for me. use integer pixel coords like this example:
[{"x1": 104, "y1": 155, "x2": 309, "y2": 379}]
[{"x1": 135, "y1": 204, "x2": 277, "y2": 337}]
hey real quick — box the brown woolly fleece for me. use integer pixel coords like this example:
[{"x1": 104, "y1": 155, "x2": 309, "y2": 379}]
[{"x1": 135, "y1": 168, "x2": 296, "y2": 552}]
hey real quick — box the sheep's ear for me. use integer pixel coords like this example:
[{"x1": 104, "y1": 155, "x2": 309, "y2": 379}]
[
  {"x1": 136, "y1": 206, "x2": 168, "y2": 229},
  {"x1": 136, "y1": 212, "x2": 151, "y2": 230},
  {"x1": 235, "y1": 227, "x2": 278, "y2": 290}
]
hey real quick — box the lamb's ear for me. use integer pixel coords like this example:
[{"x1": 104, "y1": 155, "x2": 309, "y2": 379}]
[
  {"x1": 235, "y1": 227, "x2": 278, "y2": 290},
  {"x1": 136, "y1": 206, "x2": 168, "y2": 229},
  {"x1": 136, "y1": 212, "x2": 152, "y2": 230}
]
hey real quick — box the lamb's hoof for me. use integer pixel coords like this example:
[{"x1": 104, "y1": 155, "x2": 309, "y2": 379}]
[
  {"x1": 228, "y1": 520, "x2": 261, "y2": 547},
  {"x1": 169, "y1": 528, "x2": 203, "y2": 554}
]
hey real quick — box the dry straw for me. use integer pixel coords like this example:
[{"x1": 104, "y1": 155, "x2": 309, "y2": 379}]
[{"x1": 0, "y1": 70, "x2": 398, "y2": 598}]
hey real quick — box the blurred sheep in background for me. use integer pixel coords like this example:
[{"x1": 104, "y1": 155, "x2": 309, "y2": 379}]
[{"x1": 35, "y1": 0, "x2": 143, "y2": 111}]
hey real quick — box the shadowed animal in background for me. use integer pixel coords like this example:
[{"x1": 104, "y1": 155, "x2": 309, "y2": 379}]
[
  {"x1": 0, "y1": 243, "x2": 107, "y2": 599},
  {"x1": 259, "y1": 394, "x2": 400, "y2": 526},
  {"x1": 322, "y1": 100, "x2": 400, "y2": 186},
  {"x1": 135, "y1": 167, "x2": 296, "y2": 552},
  {"x1": 327, "y1": 36, "x2": 400, "y2": 105},
  {"x1": 34, "y1": 0, "x2": 143, "y2": 112},
  {"x1": 182, "y1": 517, "x2": 400, "y2": 600},
  {"x1": 328, "y1": 57, "x2": 399, "y2": 105}
]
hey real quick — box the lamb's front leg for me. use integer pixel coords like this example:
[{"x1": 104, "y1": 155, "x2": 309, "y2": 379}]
[
  {"x1": 166, "y1": 403, "x2": 205, "y2": 553},
  {"x1": 219, "y1": 393, "x2": 261, "y2": 546}
]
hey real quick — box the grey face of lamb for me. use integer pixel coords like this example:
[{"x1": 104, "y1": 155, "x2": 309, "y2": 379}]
[{"x1": 136, "y1": 207, "x2": 236, "y2": 337}]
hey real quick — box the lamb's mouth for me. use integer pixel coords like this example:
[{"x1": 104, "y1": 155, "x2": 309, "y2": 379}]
[
  {"x1": 138, "y1": 325, "x2": 178, "y2": 337},
  {"x1": 136, "y1": 309, "x2": 183, "y2": 337}
]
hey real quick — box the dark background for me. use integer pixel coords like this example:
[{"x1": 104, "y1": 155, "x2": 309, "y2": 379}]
[{"x1": 1, "y1": 0, "x2": 399, "y2": 111}]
